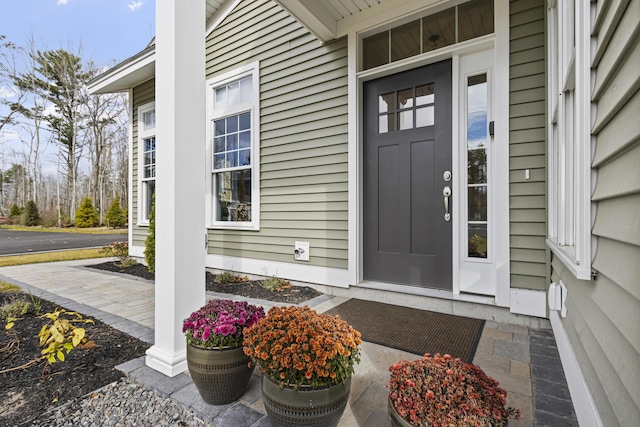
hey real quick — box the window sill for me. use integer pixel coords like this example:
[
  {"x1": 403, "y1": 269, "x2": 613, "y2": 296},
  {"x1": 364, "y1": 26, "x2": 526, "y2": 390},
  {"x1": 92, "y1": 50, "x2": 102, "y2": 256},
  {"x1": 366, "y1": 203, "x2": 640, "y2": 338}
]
[
  {"x1": 546, "y1": 239, "x2": 592, "y2": 281},
  {"x1": 208, "y1": 223, "x2": 260, "y2": 232}
]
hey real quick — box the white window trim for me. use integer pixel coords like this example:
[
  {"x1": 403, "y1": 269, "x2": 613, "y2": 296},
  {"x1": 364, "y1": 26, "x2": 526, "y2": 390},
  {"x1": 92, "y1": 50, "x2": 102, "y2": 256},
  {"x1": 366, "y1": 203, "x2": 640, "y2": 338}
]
[
  {"x1": 206, "y1": 62, "x2": 260, "y2": 231},
  {"x1": 137, "y1": 101, "x2": 155, "y2": 226},
  {"x1": 546, "y1": 0, "x2": 592, "y2": 280}
]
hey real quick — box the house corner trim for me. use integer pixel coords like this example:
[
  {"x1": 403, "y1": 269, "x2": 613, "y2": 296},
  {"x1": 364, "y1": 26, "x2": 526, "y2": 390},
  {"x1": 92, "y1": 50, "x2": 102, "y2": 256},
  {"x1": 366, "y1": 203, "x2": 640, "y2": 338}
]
[{"x1": 550, "y1": 311, "x2": 604, "y2": 427}]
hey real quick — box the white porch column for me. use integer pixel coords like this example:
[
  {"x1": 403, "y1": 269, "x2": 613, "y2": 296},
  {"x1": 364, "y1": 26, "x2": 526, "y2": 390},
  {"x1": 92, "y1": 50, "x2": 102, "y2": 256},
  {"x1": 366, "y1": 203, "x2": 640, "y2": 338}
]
[{"x1": 145, "y1": 0, "x2": 206, "y2": 377}]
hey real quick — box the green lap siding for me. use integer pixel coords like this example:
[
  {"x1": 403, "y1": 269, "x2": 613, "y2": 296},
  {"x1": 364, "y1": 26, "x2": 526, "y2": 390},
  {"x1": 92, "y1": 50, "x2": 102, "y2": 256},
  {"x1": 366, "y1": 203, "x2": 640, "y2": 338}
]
[
  {"x1": 131, "y1": 78, "x2": 155, "y2": 249},
  {"x1": 205, "y1": 0, "x2": 349, "y2": 268},
  {"x1": 552, "y1": 1, "x2": 640, "y2": 425},
  {"x1": 509, "y1": 0, "x2": 548, "y2": 291}
]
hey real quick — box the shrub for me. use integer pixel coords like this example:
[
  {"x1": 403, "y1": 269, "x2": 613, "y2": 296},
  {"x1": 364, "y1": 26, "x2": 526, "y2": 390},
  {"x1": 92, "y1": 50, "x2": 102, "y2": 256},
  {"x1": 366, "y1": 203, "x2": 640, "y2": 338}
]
[
  {"x1": 98, "y1": 241, "x2": 135, "y2": 267},
  {"x1": 20, "y1": 200, "x2": 40, "y2": 226},
  {"x1": 144, "y1": 192, "x2": 156, "y2": 273},
  {"x1": 215, "y1": 271, "x2": 249, "y2": 284},
  {"x1": 0, "y1": 299, "x2": 31, "y2": 321},
  {"x1": 261, "y1": 275, "x2": 292, "y2": 292},
  {"x1": 75, "y1": 197, "x2": 99, "y2": 228},
  {"x1": 9, "y1": 204, "x2": 21, "y2": 219},
  {"x1": 105, "y1": 198, "x2": 126, "y2": 228}
]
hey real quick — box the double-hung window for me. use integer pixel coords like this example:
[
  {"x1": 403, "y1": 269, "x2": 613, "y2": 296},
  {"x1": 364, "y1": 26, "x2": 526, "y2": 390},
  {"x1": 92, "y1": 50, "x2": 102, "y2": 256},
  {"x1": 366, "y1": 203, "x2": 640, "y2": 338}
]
[
  {"x1": 138, "y1": 102, "x2": 156, "y2": 224},
  {"x1": 547, "y1": 0, "x2": 592, "y2": 279},
  {"x1": 208, "y1": 63, "x2": 260, "y2": 229}
]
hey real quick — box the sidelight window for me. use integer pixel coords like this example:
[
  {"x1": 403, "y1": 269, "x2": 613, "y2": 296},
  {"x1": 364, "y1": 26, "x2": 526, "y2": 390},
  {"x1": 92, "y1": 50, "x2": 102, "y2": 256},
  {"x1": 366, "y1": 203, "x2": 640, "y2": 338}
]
[{"x1": 466, "y1": 73, "x2": 489, "y2": 259}]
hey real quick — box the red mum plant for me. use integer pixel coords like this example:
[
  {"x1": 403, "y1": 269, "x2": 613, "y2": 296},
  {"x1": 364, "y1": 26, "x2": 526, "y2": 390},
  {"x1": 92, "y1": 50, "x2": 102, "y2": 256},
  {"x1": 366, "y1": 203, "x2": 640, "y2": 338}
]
[
  {"x1": 243, "y1": 305, "x2": 362, "y2": 388},
  {"x1": 183, "y1": 299, "x2": 265, "y2": 349},
  {"x1": 388, "y1": 353, "x2": 521, "y2": 426}
]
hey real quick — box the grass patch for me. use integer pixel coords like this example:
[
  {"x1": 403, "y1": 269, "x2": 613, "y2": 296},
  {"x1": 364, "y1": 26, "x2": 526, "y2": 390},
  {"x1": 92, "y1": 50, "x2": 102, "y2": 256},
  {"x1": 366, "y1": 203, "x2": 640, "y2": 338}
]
[
  {"x1": 0, "y1": 225, "x2": 126, "y2": 235},
  {"x1": 0, "y1": 249, "x2": 110, "y2": 268},
  {"x1": 0, "y1": 281, "x2": 21, "y2": 292}
]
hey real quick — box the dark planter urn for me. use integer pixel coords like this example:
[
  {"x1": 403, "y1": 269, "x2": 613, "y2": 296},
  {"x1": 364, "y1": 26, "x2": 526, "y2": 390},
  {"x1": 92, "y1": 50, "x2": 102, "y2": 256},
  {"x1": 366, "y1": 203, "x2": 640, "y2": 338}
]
[
  {"x1": 186, "y1": 343, "x2": 253, "y2": 405},
  {"x1": 261, "y1": 374, "x2": 351, "y2": 427}
]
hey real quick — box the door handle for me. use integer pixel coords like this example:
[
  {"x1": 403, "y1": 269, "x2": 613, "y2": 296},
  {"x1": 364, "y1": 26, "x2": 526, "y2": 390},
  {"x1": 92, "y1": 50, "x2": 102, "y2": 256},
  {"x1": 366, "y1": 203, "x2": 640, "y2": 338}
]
[{"x1": 443, "y1": 186, "x2": 451, "y2": 221}]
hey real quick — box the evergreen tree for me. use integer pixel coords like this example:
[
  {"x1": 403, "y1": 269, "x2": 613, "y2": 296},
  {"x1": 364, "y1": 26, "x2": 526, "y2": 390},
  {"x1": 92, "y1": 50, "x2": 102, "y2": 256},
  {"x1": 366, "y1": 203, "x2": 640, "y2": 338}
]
[
  {"x1": 75, "y1": 196, "x2": 99, "y2": 228},
  {"x1": 144, "y1": 192, "x2": 156, "y2": 273},
  {"x1": 21, "y1": 200, "x2": 39, "y2": 226},
  {"x1": 9, "y1": 204, "x2": 21, "y2": 218},
  {"x1": 105, "y1": 198, "x2": 126, "y2": 228}
]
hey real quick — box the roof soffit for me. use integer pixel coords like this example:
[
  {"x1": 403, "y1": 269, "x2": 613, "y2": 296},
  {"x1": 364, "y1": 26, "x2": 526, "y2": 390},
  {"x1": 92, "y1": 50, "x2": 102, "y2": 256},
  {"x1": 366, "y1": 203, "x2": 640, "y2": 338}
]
[{"x1": 273, "y1": 0, "x2": 463, "y2": 42}]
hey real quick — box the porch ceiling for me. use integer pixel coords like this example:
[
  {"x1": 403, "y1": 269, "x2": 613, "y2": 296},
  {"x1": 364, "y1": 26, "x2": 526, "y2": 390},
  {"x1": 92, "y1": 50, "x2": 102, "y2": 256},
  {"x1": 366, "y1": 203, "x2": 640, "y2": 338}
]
[{"x1": 272, "y1": 0, "x2": 459, "y2": 42}]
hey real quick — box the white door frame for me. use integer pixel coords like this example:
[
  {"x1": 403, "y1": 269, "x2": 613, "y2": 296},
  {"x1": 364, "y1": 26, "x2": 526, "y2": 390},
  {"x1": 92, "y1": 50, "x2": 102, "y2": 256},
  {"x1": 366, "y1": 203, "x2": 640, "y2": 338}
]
[{"x1": 346, "y1": 0, "x2": 510, "y2": 307}]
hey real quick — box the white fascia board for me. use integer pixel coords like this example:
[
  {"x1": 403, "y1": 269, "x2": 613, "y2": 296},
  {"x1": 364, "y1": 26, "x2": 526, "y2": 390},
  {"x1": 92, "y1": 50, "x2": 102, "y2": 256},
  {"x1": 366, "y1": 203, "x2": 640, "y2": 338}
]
[
  {"x1": 205, "y1": 0, "x2": 242, "y2": 37},
  {"x1": 273, "y1": 0, "x2": 337, "y2": 42},
  {"x1": 87, "y1": 46, "x2": 156, "y2": 95}
]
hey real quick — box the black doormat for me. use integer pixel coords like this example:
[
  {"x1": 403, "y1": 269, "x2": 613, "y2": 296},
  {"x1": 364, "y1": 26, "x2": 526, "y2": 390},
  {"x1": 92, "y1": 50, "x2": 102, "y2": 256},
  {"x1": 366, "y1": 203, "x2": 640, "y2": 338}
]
[{"x1": 325, "y1": 299, "x2": 485, "y2": 363}]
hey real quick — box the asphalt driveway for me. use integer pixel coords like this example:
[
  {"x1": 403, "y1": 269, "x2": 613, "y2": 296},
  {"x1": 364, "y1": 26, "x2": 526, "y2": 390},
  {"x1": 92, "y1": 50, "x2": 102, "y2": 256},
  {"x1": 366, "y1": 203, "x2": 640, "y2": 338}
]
[{"x1": 0, "y1": 229, "x2": 127, "y2": 256}]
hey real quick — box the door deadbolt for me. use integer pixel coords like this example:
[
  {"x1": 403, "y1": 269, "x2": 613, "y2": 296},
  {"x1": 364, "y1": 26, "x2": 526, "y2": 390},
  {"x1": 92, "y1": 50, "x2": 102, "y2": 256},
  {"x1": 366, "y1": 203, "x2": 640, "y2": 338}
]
[{"x1": 443, "y1": 171, "x2": 452, "y2": 181}]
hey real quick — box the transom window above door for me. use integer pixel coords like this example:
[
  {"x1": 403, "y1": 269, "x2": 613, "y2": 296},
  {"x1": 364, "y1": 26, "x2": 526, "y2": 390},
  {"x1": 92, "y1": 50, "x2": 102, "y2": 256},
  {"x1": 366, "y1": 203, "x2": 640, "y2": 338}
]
[
  {"x1": 362, "y1": 0, "x2": 494, "y2": 70},
  {"x1": 378, "y1": 84, "x2": 435, "y2": 133}
]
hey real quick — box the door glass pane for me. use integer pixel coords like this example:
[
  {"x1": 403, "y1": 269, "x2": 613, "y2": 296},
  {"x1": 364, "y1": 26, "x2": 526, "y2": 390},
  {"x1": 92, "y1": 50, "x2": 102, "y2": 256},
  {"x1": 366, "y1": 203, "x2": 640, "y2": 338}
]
[
  {"x1": 416, "y1": 84, "x2": 434, "y2": 105},
  {"x1": 416, "y1": 106, "x2": 434, "y2": 127},
  {"x1": 379, "y1": 93, "x2": 394, "y2": 113},
  {"x1": 399, "y1": 110, "x2": 413, "y2": 130},
  {"x1": 458, "y1": 0, "x2": 494, "y2": 42},
  {"x1": 468, "y1": 148, "x2": 487, "y2": 184},
  {"x1": 391, "y1": 20, "x2": 421, "y2": 62},
  {"x1": 423, "y1": 8, "x2": 456, "y2": 52},
  {"x1": 379, "y1": 113, "x2": 395, "y2": 133},
  {"x1": 215, "y1": 170, "x2": 252, "y2": 222},
  {"x1": 363, "y1": 32, "x2": 389, "y2": 70},
  {"x1": 468, "y1": 224, "x2": 487, "y2": 258},
  {"x1": 468, "y1": 186, "x2": 487, "y2": 221},
  {"x1": 397, "y1": 88, "x2": 414, "y2": 109}
]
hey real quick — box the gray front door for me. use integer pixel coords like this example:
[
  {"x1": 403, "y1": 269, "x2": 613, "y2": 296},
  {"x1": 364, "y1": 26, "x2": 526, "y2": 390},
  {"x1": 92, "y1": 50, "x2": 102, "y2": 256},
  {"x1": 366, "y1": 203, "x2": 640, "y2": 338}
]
[{"x1": 363, "y1": 60, "x2": 452, "y2": 290}]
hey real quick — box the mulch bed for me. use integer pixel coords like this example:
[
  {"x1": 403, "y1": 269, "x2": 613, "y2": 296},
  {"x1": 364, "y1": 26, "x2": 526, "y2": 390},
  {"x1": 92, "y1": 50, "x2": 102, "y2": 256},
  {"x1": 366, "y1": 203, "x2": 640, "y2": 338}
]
[
  {"x1": 87, "y1": 261, "x2": 324, "y2": 305},
  {"x1": 0, "y1": 291, "x2": 148, "y2": 426},
  {"x1": 0, "y1": 261, "x2": 323, "y2": 425}
]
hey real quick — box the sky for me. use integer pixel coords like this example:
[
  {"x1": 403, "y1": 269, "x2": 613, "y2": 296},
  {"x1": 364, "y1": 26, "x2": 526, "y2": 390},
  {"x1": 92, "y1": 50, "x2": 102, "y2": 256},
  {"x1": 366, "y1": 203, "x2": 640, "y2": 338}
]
[
  {"x1": 1, "y1": 0, "x2": 156, "y2": 67},
  {"x1": 0, "y1": 0, "x2": 156, "y2": 176}
]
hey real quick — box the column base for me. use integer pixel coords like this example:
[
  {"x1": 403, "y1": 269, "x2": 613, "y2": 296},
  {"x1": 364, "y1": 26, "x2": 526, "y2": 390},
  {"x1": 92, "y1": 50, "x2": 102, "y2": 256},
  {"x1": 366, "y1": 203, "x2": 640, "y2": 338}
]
[{"x1": 145, "y1": 345, "x2": 188, "y2": 377}]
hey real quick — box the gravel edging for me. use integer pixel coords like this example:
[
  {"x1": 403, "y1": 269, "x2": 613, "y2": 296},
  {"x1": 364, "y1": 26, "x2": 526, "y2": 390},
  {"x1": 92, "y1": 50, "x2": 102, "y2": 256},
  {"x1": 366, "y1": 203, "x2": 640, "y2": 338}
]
[{"x1": 24, "y1": 377, "x2": 212, "y2": 427}]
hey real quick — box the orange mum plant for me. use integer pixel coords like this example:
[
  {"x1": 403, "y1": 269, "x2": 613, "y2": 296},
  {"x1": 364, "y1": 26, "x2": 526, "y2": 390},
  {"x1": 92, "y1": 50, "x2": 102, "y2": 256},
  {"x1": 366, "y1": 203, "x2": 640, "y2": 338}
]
[{"x1": 243, "y1": 305, "x2": 362, "y2": 389}]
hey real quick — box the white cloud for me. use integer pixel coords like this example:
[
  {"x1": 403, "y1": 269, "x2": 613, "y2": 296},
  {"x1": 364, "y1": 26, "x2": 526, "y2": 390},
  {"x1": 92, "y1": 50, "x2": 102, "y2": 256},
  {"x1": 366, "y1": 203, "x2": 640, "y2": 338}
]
[
  {"x1": 57, "y1": 0, "x2": 69, "y2": 5},
  {"x1": 128, "y1": 1, "x2": 145, "y2": 12},
  {"x1": 0, "y1": 86, "x2": 16, "y2": 100}
]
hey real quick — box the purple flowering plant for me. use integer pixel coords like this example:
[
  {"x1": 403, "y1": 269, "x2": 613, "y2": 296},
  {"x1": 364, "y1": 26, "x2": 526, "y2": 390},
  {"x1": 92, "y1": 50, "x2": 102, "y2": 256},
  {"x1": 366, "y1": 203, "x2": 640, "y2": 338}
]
[{"x1": 182, "y1": 299, "x2": 265, "y2": 349}]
